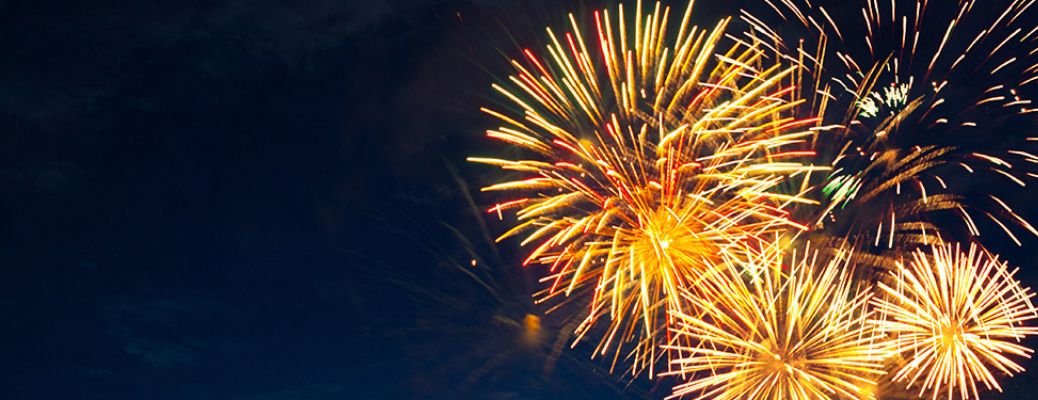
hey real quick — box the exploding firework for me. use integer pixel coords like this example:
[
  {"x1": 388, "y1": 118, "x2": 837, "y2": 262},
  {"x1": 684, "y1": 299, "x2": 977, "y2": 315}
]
[
  {"x1": 871, "y1": 242, "x2": 1038, "y2": 399},
  {"x1": 742, "y1": 0, "x2": 1038, "y2": 254},
  {"x1": 665, "y1": 242, "x2": 887, "y2": 399},
  {"x1": 469, "y1": 1, "x2": 824, "y2": 376}
]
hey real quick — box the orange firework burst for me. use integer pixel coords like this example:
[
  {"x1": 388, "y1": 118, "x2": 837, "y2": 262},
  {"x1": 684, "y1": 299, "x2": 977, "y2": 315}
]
[
  {"x1": 665, "y1": 242, "x2": 887, "y2": 399},
  {"x1": 470, "y1": 1, "x2": 823, "y2": 376},
  {"x1": 871, "y1": 242, "x2": 1038, "y2": 399}
]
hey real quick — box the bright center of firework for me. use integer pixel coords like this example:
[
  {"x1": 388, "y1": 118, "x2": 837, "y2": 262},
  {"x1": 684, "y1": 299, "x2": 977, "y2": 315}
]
[
  {"x1": 939, "y1": 321, "x2": 965, "y2": 350},
  {"x1": 767, "y1": 353, "x2": 792, "y2": 372},
  {"x1": 635, "y1": 207, "x2": 710, "y2": 271},
  {"x1": 760, "y1": 340, "x2": 807, "y2": 377}
]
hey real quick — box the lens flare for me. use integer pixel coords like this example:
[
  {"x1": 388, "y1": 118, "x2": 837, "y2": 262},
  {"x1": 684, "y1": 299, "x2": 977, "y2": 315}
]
[
  {"x1": 665, "y1": 242, "x2": 887, "y2": 399},
  {"x1": 470, "y1": 1, "x2": 822, "y2": 376},
  {"x1": 871, "y1": 242, "x2": 1038, "y2": 400}
]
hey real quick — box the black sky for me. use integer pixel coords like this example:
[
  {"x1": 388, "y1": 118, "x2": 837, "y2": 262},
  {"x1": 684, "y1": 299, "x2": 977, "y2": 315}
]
[
  {"x1": 0, "y1": 0, "x2": 637, "y2": 398},
  {"x1": 2, "y1": 0, "x2": 1037, "y2": 399}
]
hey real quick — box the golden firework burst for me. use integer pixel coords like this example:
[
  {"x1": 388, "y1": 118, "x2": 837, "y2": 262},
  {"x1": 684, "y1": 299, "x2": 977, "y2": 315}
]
[
  {"x1": 871, "y1": 242, "x2": 1038, "y2": 400},
  {"x1": 469, "y1": 1, "x2": 824, "y2": 376},
  {"x1": 665, "y1": 242, "x2": 887, "y2": 399}
]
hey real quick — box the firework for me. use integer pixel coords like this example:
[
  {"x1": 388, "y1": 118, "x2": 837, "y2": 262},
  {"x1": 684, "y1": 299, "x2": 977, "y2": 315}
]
[
  {"x1": 871, "y1": 242, "x2": 1038, "y2": 399},
  {"x1": 742, "y1": 0, "x2": 1038, "y2": 252},
  {"x1": 665, "y1": 242, "x2": 887, "y2": 399},
  {"x1": 469, "y1": 1, "x2": 824, "y2": 376}
]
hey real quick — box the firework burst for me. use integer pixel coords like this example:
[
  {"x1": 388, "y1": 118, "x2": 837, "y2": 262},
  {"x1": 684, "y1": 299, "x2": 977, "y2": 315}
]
[
  {"x1": 871, "y1": 242, "x2": 1038, "y2": 399},
  {"x1": 742, "y1": 0, "x2": 1038, "y2": 253},
  {"x1": 665, "y1": 242, "x2": 887, "y2": 399},
  {"x1": 470, "y1": 1, "x2": 824, "y2": 376}
]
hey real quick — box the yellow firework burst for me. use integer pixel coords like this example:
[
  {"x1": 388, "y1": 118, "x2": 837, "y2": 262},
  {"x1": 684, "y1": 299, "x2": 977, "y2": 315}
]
[
  {"x1": 469, "y1": 1, "x2": 823, "y2": 376},
  {"x1": 665, "y1": 242, "x2": 887, "y2": 399},
  {"x1": 871, "y1": 242, "x2": 1038, "y2": 399}
]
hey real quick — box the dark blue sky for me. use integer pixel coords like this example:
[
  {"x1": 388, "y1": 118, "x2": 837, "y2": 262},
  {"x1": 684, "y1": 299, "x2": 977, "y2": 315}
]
[
  {"x1": 1, "y1": 0, "x2": 1037, "y2": 399},
  {"x1": 0, "y1": 0, "x2": 647, "y2": 398}
]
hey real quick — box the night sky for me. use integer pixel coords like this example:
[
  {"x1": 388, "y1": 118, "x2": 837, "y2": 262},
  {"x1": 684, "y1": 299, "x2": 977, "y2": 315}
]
[{"x1": 2, "y1": 0, "x2": 1037, "y2": 399}]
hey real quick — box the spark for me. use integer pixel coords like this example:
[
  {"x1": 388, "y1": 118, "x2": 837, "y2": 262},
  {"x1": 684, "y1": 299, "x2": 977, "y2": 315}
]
[
  {"x1": 871, "y1": 242, "x2": 1038, "y2": 400},
  {"x1": 471, "y1": 1, "x2": 822, "y2": 377},
  {"x1": 742, "y1": 0, "x2": 1038, "y2": 251},
  {"x1": 665, "y1": 242, "x2": 887, "y2": 399}
]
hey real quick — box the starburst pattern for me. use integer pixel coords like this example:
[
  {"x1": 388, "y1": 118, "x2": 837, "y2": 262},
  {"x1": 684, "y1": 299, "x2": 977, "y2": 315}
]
[
  {"x1": 742, "y1": 0, "x2": 1038, "y2": 252},
  {"x1": 871, "y1": 242, "x2": 1038, "y2": 399},
  {"x1": 665, "y1": 243, "x2": 887, "y2": 399},
  {"x1": 470, "y1": 1, "x2": 823, "y2": 376},
  {"x1": 467, "y1": 1, "x2": 1038, "y2": 396}
]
